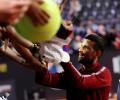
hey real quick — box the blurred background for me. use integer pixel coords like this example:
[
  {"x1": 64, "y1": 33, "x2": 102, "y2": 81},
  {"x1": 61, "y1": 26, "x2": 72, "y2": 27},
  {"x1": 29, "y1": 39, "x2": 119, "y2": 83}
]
[{"x1": 0, "y1": 0, "x2": 120, "y2": 100}]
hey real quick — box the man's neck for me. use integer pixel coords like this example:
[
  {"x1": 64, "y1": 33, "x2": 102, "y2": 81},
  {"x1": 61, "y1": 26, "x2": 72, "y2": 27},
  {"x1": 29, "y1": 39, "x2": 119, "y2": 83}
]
[{"x1": 83, "y1": 58, "x2": 98, "y2": 71}]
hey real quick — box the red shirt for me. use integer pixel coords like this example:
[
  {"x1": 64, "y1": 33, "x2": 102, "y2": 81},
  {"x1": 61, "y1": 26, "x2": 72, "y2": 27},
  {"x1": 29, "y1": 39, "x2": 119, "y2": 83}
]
[{"x1": 35, "y1": 62, "x2": 112, "y2": 100}]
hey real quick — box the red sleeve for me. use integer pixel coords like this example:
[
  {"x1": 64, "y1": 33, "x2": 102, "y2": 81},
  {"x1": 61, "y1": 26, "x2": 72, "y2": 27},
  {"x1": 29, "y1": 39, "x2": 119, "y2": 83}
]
[
  {"x1": 61, "y1": 62, "x2": 112, "y2": 89},
  {"x1": 35, "y1": 68, "x2": 66, "y2": 89}
]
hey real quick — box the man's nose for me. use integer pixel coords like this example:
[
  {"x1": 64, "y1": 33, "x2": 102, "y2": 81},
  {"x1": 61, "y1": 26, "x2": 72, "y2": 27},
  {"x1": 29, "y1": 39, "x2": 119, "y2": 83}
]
[
  {"x1": 78, "y1": 48, "x2": 83, "y2": 54},
  {"x1": 79, "y1": 47, "x2": 83, "y2": 52},
  {"x1": 79, "y1": 47, "x2": 87, "y2": 54}
]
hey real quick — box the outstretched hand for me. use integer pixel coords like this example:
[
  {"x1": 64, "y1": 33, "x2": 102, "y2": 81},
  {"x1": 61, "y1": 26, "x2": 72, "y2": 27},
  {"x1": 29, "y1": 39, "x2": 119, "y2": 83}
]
[
  {"x1": 0, "y1": 25, "x2": 48, "y2": 70},
  {"x1": 26, "y1": 0, "x2": 50, "y2": 26},
  {"x1": 0, "y1": 0, "x2": 30, "y2": 25},
  {"x1": 62, "y1": 20, "x2": 73, "y2": 31}
]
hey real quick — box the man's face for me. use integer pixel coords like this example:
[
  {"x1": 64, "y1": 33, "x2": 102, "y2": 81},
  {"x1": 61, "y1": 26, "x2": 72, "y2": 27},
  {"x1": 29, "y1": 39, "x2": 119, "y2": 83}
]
[{"x1": 78, "y1": 39, "x2": 97, "y2": 65}]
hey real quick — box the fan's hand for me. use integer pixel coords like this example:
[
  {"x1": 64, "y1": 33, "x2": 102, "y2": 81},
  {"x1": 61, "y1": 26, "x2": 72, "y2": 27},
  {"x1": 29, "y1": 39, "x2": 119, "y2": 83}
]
[
  {"x1": 0, "y1": 0, "x2": 30, "y2": 25},
  {"x1": 26, "y1": 1, "x2": 50, "y2": 26},
  {"x1": 62, "y1": 20, "x2": 73, "y2": 31}
]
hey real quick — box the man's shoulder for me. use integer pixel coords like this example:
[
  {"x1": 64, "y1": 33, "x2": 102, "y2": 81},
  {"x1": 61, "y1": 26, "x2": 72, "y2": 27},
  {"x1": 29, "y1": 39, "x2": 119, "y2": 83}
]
[
  {"x1": 98, "y1": 66, "x2": 111, "y2": 75},
  {"x1": 98, "y1": 66, "x2": 112, "y2": 82},
  {"x1": 102, "y1": 66, "x2": 111, "y2": 72},
  {"x1": 91, "y1": 66, "x2": 111, "y2": 77}
]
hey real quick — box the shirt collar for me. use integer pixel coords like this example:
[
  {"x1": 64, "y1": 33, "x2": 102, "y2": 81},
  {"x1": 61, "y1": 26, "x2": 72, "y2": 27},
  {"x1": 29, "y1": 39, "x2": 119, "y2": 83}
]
[{"x1": 80, "y1": 62, "x2": 102, "y2": 74}]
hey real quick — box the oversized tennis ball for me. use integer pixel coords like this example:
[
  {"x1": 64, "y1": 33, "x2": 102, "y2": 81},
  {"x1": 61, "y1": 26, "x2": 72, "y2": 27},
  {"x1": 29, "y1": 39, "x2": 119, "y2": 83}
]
[{"x1": 15, "y1": 0, "x2": 61, "y2": 43}]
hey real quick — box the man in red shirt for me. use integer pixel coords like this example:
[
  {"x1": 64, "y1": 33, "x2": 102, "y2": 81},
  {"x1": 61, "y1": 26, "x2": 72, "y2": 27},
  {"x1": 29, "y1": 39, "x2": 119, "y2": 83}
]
[{"x1": 35, "y1": 34, "x2": 112, "y2": 100}]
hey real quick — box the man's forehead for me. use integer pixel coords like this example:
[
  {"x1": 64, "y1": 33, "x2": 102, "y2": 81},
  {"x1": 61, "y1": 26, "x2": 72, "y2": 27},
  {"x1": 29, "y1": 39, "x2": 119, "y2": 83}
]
[{"x1": 82, "y1": 39, "x2": 95, "y2": 46}]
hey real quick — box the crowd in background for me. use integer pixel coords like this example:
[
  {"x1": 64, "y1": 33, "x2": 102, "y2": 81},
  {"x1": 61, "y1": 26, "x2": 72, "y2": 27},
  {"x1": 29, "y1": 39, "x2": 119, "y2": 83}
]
[
  {"x1": 48, "y1": 0, "x2": 120, "y2": 100},
  {"x1": 0, "y1": 0, "x2": 120, "y2": 100}
]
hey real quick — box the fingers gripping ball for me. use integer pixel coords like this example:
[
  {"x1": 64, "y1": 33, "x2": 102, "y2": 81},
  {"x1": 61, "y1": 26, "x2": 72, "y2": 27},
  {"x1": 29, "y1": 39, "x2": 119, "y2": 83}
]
[{"x1": 15, "y1": 0, "x2": 61, "y2": 43}]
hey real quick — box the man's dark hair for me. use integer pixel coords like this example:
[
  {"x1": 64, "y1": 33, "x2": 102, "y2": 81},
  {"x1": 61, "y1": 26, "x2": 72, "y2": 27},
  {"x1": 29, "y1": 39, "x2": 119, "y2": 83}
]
[{"x1": 85, "y1": 34, "x2": 105, "y2": 52}]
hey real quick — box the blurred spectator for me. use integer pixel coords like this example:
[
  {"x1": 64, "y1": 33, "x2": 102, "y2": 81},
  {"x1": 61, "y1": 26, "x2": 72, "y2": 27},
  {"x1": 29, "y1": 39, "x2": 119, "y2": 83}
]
[
  {"x1": 104, "y1": 33, "x2": 116, "y2": 47},
  {"x1": 109, "y1": 24, "x2": 117, "y2": 35},
  {"x1": 54, "y1": 0, "x2": 67, "y2": 13},
  {"x1": 70, "y1": 35, "x2": 81, "y2": 69},
  {"x1": 113, "y1": 32, "x2": 120, "y2": 50},
  {"x1": 100, "y1": 32, "x2": 120, "y2": 94},
  {"x1": 73, "y1": 23, "x2": 87, "y2": 38},
  {"x1": 71, "y1": 35, "x2": 81, "y2": 51},
  {"x1": 117, "y1": 79, "x2": 120, "y2": 100},
  {"x1": 97, "y1": 24, "x2": 107, "y2": 37},
  {"x1": 68, "y1": 0, "x2": 81, "y2": 19},
  {"x1": 86, "y1": 27, "x2": 96, "y2": 35},
  {"x1": 87, "y1": 19, "x2": 98, "y2": 32},
  {"x1": 104, "y1": 24, "x2": 117, "y2": 47}
]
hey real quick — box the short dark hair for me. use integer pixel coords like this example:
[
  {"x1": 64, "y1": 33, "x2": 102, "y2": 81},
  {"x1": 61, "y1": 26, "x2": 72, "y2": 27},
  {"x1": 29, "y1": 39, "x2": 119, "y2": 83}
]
[{"x1": 85, "y1": 34, "x2": 105, "y2": 52}]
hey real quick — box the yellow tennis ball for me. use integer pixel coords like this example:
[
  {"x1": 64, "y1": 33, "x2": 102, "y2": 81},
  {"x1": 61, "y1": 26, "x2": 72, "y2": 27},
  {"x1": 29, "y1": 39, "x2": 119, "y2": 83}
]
[{"x1": 15, "y1": 0, "x2": 61, "y2": 43}]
